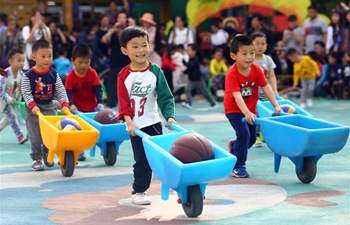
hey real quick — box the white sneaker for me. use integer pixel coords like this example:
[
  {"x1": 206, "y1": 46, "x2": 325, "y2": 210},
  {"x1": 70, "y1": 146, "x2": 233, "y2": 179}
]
[
  {"x1": 300, "y1": 103, "x2": 306, "y2": 109},
  {"x1": 209, "y1": 103, "x2": 218, "y2": 110},
  {"x1": 132, "y1": 192, "x2": 151, "y2": 205},
  {"x1": 181, "y1": 102, "x2": 193, "y2": 109},
  {"x1": 306, "y1": 99, "x2": 313, "y2": 107}
]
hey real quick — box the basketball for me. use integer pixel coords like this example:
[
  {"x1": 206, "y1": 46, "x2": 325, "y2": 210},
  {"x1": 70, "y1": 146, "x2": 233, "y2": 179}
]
[
  {"x1": 55, "y1": 118, "x2": 81, "y2": 131},
  {"x1": 280, "y1": 104, "x2": 297, "y2": 114},
  {"x1": 170, "y1": 133, "x2": 215, "y2": 164},
  {"x1": 94, "y1": 109, "x2": 119, "y2": 124}
]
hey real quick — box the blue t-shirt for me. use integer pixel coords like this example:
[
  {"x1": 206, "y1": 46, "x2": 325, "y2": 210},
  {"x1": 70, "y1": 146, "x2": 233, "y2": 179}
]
[{"x1": 52, "y1": 58, "x2": 71, "y2": 76}]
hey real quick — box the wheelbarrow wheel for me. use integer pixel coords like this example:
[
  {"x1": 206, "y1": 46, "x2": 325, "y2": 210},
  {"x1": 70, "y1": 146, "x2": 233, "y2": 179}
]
[
  {"x1": 182, "y1": 185, "x2": 203, "y2": 217},
  {"x1": 61, "y1": 151, "x2": 75, "y2": 177},
  {"x1": 296, "y1": 156, "x2": 317, "y2": 183},
  {"x1": 103, "y1": 142, "x2": 117, "y2": 166}
]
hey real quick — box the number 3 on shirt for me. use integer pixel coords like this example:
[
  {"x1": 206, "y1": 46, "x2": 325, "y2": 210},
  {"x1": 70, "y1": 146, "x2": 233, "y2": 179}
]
[{"x1": 130, "y1": 97, "x2": 147, "y2": 117}]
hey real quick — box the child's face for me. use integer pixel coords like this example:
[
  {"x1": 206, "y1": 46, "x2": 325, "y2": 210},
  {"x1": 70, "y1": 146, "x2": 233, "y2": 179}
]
[
  {"x1": 328, "y1": 56, "x2": 337, "y2": 64},
  {"x1": 288, "y1": 20, "x2": 297, "y2": 29},
  {"x1": 287, "y1": 53, "x2": 299, "y2": 63},
  {"x1": 342, "y1": 53, "x2": 350, "y2": 63},
  {"x1": 186, "y1": 46, "x2": 196, "y2": 57},
  {"x1": 121, "y1": 36, "x2": 150, "y2": 69},
  {"x1": 314, "y1": 44, "x2": 324, "y2": 55},
  {"x1": 72, "y1": 57, "x2": 91, "y2": 77},
  {"x1": 214, "y1": 51, "x2": 223, "y2": 60},
  {"x1": 9, "y1": 53, "x2": 25, "y2": 71},
  {"x1": 31, "y1": 47, "x2": 53, "y2": 71},
  {"x1": 230, "y1": 45, "x2": 255, "y2": 69},
  {"x1": 253, "y1": 37, "x2": 267, "y2": 56}
]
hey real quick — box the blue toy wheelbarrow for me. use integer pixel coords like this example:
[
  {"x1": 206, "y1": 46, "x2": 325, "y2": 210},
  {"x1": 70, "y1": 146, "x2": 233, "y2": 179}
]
[
  {"x1": 134, "y1": 124, "x2": 236, "y2": 217},
  {"x1": 257, "y1": 95, "x2": 313, "y2": 118},
  {"x1": 244, "y1": 114, "x2": 349, "y2": 183},
  {"x1": 74, "y1": 110, "x2": 130, "y2": 166}
]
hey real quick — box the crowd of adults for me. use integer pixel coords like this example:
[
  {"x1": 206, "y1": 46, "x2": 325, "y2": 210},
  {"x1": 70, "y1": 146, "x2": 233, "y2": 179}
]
[{"x1": 0, "y1": 0, "x2": 349, "y2": 107}]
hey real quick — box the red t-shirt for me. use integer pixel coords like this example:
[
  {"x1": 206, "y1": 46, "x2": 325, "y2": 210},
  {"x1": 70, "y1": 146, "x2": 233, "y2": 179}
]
[
  {"x1": 224, "y1": 63, "x2": 268, "y2": 114},
  {"x1": 65, "y1": 67, "x2": 101, "y2": 112}
]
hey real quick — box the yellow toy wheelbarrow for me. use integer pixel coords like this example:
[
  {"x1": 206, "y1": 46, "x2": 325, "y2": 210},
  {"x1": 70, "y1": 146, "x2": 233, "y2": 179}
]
[{"x1": 37, "y1": 109, "x2": 99, "y2": 177}]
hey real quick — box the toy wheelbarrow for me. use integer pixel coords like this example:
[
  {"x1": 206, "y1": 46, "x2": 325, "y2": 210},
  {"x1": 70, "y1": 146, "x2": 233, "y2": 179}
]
[
  {"x1": 74, "y1": 110, "x2": 129, "y2": 166},
  {"x1": 257, "y1": 95, "x2": 313, "y2": 118},
  {"x1": 37, "y1": 109, "x2": 99, "y2": 177},
  {"x1": 134, "y1": 124, "x2": 236, "y2": 217},
  {"x1": 243, "y1": 114, "x2": 349, "y2": 183}
]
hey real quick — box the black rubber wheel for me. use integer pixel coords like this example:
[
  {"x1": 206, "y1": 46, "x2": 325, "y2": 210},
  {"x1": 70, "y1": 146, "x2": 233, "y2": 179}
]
[
  {"x1": 296, "y1": 156, "x2": 317, "y2": 183},
  {"x1": 61, "y1": 151, "x2": 75, "y2": 177},
  {"x1": 103, "y1": 142, "x2": 117, "y2": 166},
  {"x1": 182, "y1": 185, "x2": 203, "y2": 217}
]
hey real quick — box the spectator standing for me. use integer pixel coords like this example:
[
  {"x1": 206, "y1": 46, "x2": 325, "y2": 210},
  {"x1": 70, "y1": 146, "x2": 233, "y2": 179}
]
[
  {"x1": 168, "y1": 16, "x2": 195, "y2": 48},
  {"x1": 300, "y1": 5, "x2": 328, "y2": 54},
  {"x1": 22, "y1": 8, "x2": 52, "y2": 70},
  {"x1": 326, "y1": 10, "x2": 346, "y2": 54},
  {"x1": 48, "y1": 21, "x2": 67, "y2": 58},
  {"x1": 0, "y1": 16, "x2": 25, "y2": 68}
]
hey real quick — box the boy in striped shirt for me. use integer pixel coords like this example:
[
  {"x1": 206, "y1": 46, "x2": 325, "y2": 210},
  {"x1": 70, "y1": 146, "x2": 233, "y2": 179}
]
[
  {"x1": 118, "y1": 26, "x2": 176, "y2": 205},
  {"x1": 21, "y1": 40, "x2": 69, "y2": 171}
]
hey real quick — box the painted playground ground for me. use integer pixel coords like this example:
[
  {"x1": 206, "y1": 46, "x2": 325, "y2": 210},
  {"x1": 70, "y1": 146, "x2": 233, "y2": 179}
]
[{"x1": 0, "y1": 98, "x2": 349, "y2": 225}]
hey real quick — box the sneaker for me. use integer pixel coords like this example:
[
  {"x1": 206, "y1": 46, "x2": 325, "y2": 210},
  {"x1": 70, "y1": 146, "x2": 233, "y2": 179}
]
[
  {"x1": 209, "y1": 103, "x2": 218, "y2": 111},
  {"x1": 181, "y1": 102, "x2": 193, "y2": 109},
  {"x1": 232, "y1": 167, "x2": 249, "y2": 178},
  {"x1": 42, "y1": 152, "x2": 54, "y2": 167},
  {"x1": 18, "y1": 136, "x2": 28, "y2": 144},
  {"x1": 78, "y1": 152, "x2": 86, "y2": 161},
  {"x1": 132, "y1": 192, "x2": 151, "y2": 205},
  {"x1": 253, "y1": 135, "x2": 264, "y2": 148},
  {"x1": 300, "y1": 103, "x2": 306, "y2": 109},
  {"x1": 32, "y1": 159, "x2": 44, "y2": 171},
  {"x1": 306, "y1": 99, "x2": 313, "y2": 107}
]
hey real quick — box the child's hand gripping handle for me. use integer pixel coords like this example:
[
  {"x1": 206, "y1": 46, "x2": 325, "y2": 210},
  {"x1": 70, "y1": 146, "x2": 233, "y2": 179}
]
[{"x1": 164, "y1": 123, "x2": 187, "y2": 132}]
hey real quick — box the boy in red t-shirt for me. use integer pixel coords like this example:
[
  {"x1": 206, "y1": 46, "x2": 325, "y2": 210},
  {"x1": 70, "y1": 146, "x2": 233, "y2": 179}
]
[
  {"x1": 224, "y1": 35, "x2": 282, "y2": 178},
  {"x1": 65, "y1": 44, "x2": 104, "y2": 160}
]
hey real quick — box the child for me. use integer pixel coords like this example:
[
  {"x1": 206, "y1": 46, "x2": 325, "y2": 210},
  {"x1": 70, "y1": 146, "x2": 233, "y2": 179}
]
[
  {"x1": 171, "y1": 44, "x2": 187, "y2": 101},
  {"x1": 316, "y1": 52, "x2": 340, "y2": 98},
  {"x1": 52, "y1": 46, "x2": 71, "y2": 84},
  {"x1": 200, "y1": 57, "x2": 210, "y2": 84},
  {"x1": 286, "y1": 48, "x2": 320, "y2": 108},
  {"x1": 338, "y1": 51, "x2": 350, "y2": 99},
  {"x1": 0, "y1": 48, "x2": 27, "y2": 144},
  {"x1": 181, "y1": 44, "x2": 217, "y2": 110},
  {"x1": 161, "y1": 45, "x2": 176, "y2": 93},
  {"x1": 117, "y1": 26, "x2": 176, "y2": 205},
  {"x1": 225, "y1": 35, "x2": 281, "y2": 178},
  {"x1": 250, "y1": 32, "x2": 278, "y2": 147},
  {"x1": 21, "y1": 40, "x2": 69, "y2": 171},
  {"x1": 65, "y1": 44, "x2": 104, "y2": 161},
  {"x1": 209, "y1": 48, "x2": 228, "y2": 76}
]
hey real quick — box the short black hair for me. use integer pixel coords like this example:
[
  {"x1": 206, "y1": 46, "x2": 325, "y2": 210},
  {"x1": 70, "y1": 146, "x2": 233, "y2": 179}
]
[
  {"x1": 230, "y1": 35, "x2": 253, "y2": 54},
  {"x1": 328, "y1": 51, "x2": 338, "y2": 60},
  {"x1": 71, "y1": 44, "x2": 92, "y2": 59},
  {"x1": 187, "y1": 43, "x2": 199, "y2": 52},
  {"x1": 285, "y1": 48, "x2": 299, "y2": 57},
  {"x1": 250, "y1": 32, "x2": 266, "y2": 41},
  {"x1": 56, "y1": 46, "x2": 66, "y2": 56},
  {"x1": 307, "y1": 51, "x2": 320, "y2": 62},
  {"x1": 177, "y1": 44, "x2": 185, "y2": 51},
  {"x1": 339, "y1": 51, "x2": 348, "y2": 60},
  {"x1": 71, "y1": 26, "x2": 81, "y2": 33},
  {"x1": 288, "y1": 15, "x2": 297, "y2": 22},
  {"x1": 32, "y1": 40, "x2": 51, "y2": 54},
  {"x1": 308, "y1": 4, "x2": 320, "y2": 12},
  {"x1": 8, "y1": 48, "x2": 24, "y2": 60},
  {"x1": 251, "y1": 13, "x2": 264, "y2": 22},
  {"x1": 119, "y1": 26, "x2": 149, "y2": 48},
  {"x1": 214, "y1": 47, "x2": 223, "y2": 54},
  {"x1": 314, "y1": 41, "x2": 325, "y2": 48}
]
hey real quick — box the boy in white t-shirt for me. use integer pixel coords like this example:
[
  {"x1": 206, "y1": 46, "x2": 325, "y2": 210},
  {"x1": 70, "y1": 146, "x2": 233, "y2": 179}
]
[
  {"x1": 117, "y1": 26, "x2": 176, "y2": 205},
  {"x1": 0, "y1": 49, "x2": 27, "y2": 144},
  {"x1": 250, "y1": 32, "x2": 278, "y2": 147}
]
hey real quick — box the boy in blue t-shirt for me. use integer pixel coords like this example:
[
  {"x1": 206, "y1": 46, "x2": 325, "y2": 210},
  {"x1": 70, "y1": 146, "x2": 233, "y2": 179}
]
[
  {"x1": 316, "y1": 52, "x2": 339, "y2": 98},
  {"x1": 52, "y1": 46, "x2": 71, "y2": 84},
  {"x1": 21, "y1": 40, "x2": 69, "y2": 171}
]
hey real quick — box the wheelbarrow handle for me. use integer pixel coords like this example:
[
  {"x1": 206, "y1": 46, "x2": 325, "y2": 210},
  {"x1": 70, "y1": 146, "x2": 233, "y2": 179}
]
[
  {"x1": 133, "y1": 129, "x2": 149, "y2": 139},
  {"x1": 73, "y1": 109, "x2": 82, "y2": 115},
  {"x1": 62, "y1": 109, "x2": 73, "y2": 115},
  {"x1": 164, "y1": 123, "x2": 187, "y2": 132},
  {"x1": 13, "y1": 100, "x2": 24, "y2": 106}
]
